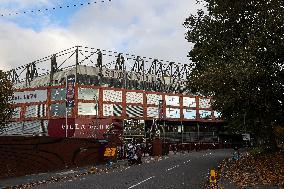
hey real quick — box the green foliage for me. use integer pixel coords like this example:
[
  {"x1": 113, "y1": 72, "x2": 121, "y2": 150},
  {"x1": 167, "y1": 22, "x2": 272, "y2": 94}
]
[
  {"x1": 0, "y1": 71, "x2": 13, "y2": 129},
  {"x1": 250, "y1": 145, "x2": 278, "y2": 156},
  {"x1": 274, "y1": 125, "x2": 284, "y2": 138},
  {"x1": 184, "y1": 0, "x2": 284, "y2": 136}
]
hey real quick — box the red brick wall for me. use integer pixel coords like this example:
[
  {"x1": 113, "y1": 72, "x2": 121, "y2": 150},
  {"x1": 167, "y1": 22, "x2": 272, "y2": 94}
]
[{"x1": 0, "y1": 136, "x2": 109, "y2": 179}]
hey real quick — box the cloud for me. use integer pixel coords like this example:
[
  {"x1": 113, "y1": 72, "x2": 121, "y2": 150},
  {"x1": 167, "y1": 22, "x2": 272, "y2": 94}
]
[
  {"x1": 0, "y1": 0, "x2": 203, "y2": 71},
  {"x1": 0, "y1": 22, "x2": 80, "y2": 70}
]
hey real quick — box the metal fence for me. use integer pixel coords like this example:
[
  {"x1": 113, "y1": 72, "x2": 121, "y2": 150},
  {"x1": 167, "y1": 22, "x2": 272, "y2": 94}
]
[{"x1": 163, "y1": 132, "x2": 218, "y2": 142}]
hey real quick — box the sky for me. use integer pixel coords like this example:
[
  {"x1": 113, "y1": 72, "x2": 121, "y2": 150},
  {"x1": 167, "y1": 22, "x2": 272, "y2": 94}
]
[{"x1": 0, "y1": 0, "x2": 204, "y2": 71}]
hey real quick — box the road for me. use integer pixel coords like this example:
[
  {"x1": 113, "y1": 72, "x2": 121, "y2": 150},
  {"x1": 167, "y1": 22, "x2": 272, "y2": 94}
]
[{"x1": 33, "y1": 149, "x2": 234, "y2": 189}]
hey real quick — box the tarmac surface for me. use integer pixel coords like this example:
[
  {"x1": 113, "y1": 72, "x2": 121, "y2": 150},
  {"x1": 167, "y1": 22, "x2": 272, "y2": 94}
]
[{"x1": 9, "y1": 149, "x2": 235, "y2": 189}]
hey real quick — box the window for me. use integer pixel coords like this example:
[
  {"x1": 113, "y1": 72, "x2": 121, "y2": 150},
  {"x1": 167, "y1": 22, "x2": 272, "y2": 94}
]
[
  {"x1": 103, "y1": 104, "x2": 122, "y2": 116},
  {"x1": 103, "y1": 90, "x2": 122, "y2": 102},
  {"x1": 199, "y1": 98, "x2": 211, "y2": 109},
  {"x1": 12, "y1": 107, "x2": 21, "y2": 119},
  {"x1": 51, "y1": 88, "x2": 66, "y2": 101},
  {"x1": 24, "y1": 104, "x2": 46, "y2": 118},
  {"x1": 78, "y1": 103, "x2": 98, "y2": 115},
  {"x1": 214, "y1": 111, "x2": 222, "y2": 119},
  {"x1": 25, "y1": 105, "x2": 38, "y2": 118},
  {"x1": 183, "y1": 109, "x2": 196, "y2": 119},
  {"x1": 146, "y1": 94, "x2": 162, "y2": 105},
  {"x1": 183, "y1": 97, "x2": 196, "y2": 108},
  {"x1": 126, "y1": 105, "x2": 143, "y2": 118},
  {"x1": 165, "y1": 95, "x2": 180, "y2": 106},
  {"x1": 50, "y1": 104, "x2": 72, "y2": 117},
  {"x1": 166, "y1": 108, "x2": 180, "y2": 118},
  {"x1": 199, "y1": 110, "x2": 212, "y2": 119},
  {"x1": 78, "y1": 88, "x2": 99, "y2": 100}
]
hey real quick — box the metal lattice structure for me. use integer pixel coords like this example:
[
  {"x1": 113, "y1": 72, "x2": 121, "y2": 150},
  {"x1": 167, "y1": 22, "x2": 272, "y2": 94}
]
[{"x1": 7, "y1": 46, "x2": 191, "y2": 93}]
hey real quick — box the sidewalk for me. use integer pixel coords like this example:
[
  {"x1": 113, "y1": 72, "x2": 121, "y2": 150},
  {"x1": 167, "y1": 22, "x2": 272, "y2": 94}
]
[
  {"x1": 218, "y1": 178, "x2": 238, "y2": 189},
  {"x1": 0, "y1": 153, "x2": 172, "y2": 189},
  {"x1": 216, "y1": 150, "x2": 283, "y2": 189},
  {"x1": 0, "y1": 160, "x2": 128, "y2": 189}
]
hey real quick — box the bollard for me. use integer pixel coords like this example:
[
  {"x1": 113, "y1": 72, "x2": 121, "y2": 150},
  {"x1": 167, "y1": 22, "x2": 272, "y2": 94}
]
[
  {"x1": 209, "y1": 169, "x2": 218, "y2": 188},
  {"x1": 89, "y1": 167, "x2": 97, "y2": 174}
]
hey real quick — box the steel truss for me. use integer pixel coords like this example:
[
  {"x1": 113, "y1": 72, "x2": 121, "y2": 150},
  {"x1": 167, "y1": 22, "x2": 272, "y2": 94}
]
[{"x1": 7, "y1": 46, "x2": 190, "y2": 93}]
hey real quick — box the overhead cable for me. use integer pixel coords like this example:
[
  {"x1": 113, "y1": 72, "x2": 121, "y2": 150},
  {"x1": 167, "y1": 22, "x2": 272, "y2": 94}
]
[{"x1": 0, "y1": 0, "x2": 112, "y2": 17}]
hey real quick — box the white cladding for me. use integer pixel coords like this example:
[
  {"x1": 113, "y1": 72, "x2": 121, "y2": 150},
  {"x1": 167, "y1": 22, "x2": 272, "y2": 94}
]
[
  {"x1": 183, "y1": 97, "x2": 196, "y2": 108},
  {"x1": 199, "y1": 110, "x2": 212, "y2": 119},
  {"x1": 11, "y1": 90, "x2": 47, "y2": 104},
  {"x1": 165, "y1": 95, "x2": 180, "y2": 106},
  {"x1": 12, "y1": 107, "x2": 21, "y2": 119},
  {"x1": 103, "y1": 104, "x2": 114, "y2": 116},
  {"x1": 147, "y1": 107, "x2": 159, "y2": 118},
  {"x1": 146, "y1": 94, "x2": 162, "y2": 105},
  {"x1": 103, "y1": 90, "x2": 122, "y2": 102},
  {"x1": 166, "y1": 108, "x2": 180, "y2": 118},
  {"x1": 126, "y1": 105, "x2": 143, "y2": 118},
  {"x1": 78, "y1": 103, "x2": 98, "y2": 115},
  {"x1": 1, "y1": 120, "x2": 48, "y2": 136},
  {"x1": 25, "y1": 105, "x2": 38, "y2": 118},
  {"x1": 126, "y1": 92, "x2": 143, "y2": 103},
  {"x1": 214, "y1": 111, "x2": 222, "y2": 118},
  {"x1": 199, "y1": 98, "x2": 211, "y2": 109},
  {"x1": 183, "y1": 109, "x2": 196, "y2": 119},
  {"x1": 78, "y1": 88, "x2": 99, "y2": 100},
  {"x1": 24, "y1": 104, "x2": 46, "y2": 118}
]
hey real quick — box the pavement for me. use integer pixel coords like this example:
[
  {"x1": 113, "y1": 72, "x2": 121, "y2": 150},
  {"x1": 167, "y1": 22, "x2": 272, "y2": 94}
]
[{"x1": 0, "y1": 149, "x2": 236, "y2": 189}]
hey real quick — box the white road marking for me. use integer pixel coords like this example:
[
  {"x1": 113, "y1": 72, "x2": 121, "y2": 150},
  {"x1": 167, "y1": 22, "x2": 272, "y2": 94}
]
[
  {"x1": 183, "y1": 159, "x2": 191, "y2": 164},
  {"x1": 166, "y1": 165, "x2": 180, "y2": 171},
  {"x1": 127, "y1": 176, "x2": 155, "y2": 189},
  {"x1": 57, "y1": 170, "x2": 77, "y2": 175}
]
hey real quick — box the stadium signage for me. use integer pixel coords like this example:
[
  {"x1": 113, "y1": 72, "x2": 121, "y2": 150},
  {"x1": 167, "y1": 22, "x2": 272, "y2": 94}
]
[
  {"x1": 11, "y1": 90, "x2": 47, "y2": 104},
  {"x1": 66, "y1": 75, "x2": 76, "y2": 107},
  {"x1": 102, "y1": 68, "x2": 156, "y2": 82}
]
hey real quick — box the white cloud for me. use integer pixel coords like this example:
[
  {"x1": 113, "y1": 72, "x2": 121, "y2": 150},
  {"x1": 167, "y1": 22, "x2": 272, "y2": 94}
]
[{"x1": 0, "y1": 0, "x2": 203, "y2": 71}]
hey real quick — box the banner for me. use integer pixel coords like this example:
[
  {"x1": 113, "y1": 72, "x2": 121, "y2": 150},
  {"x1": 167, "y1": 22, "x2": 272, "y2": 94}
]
[
  {"x1": 11, "y1": 90, "x2": 47, "y2": 104},
  {"x1": 66, "y1": 75, "x2": 76, "y2": 107}
]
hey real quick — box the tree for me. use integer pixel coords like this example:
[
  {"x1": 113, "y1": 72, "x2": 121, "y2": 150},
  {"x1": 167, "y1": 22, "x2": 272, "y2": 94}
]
[
  {"x1": 0, "y1": 71, "x2": 13, "y2": 131},
  {"x1": 184, "y1": 0, "x2": 284, "y2": 143}
]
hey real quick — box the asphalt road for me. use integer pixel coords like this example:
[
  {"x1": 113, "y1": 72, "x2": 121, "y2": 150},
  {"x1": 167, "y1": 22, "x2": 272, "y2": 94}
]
[{"x1": 34, "y1": 149, "x2": 234, "y2": 189}]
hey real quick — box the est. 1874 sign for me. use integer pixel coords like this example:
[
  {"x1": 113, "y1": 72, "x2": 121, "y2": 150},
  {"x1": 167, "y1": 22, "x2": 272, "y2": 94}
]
[{"x1": 10, "y1": 90, "x2": 47, "y2": 104}]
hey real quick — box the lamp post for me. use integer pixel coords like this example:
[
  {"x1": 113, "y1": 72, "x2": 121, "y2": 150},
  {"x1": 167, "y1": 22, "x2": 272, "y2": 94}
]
[
  {"x1": 163, "y1": 120, "x2": 166, "y2": 145},
  {"x1": 93, "y1": 93, "x2": 99, "y2": 138},
  {"x1": 65, "y1": 74, "x2": 68, "y2": 138},
  {"x1": 181, "y1": 121, "x2": 184, "y2": 144},
  {"x1": 158, "y1": 100, "x2": 166, "y2": 145},
  {"x1": 197, "y1": 123, "x2": 200, "y2": 142}
]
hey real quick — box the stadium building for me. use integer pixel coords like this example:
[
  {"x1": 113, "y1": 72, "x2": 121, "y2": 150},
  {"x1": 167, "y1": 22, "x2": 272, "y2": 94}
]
[{"x1": 2, "y1": 46, "x2": 223, "y2": 142}]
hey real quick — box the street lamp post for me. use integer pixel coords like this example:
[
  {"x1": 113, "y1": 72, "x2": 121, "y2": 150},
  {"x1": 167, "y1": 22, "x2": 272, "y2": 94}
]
[
  {"x1": 65, "y1": 74, "x2": 68, "y2": 138},
  {"x1": 93, "y1": 93, "x2": 99, "y2": 138},
  {"x1": 163, "y1": 120, "x2": 166, "y2": 145},
  {"x1": 181, "y1": 121, "x2": 184, "y2": 144},
  {"x1": 197, "y1": 123, "x2": 200, "y2": 142}
]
